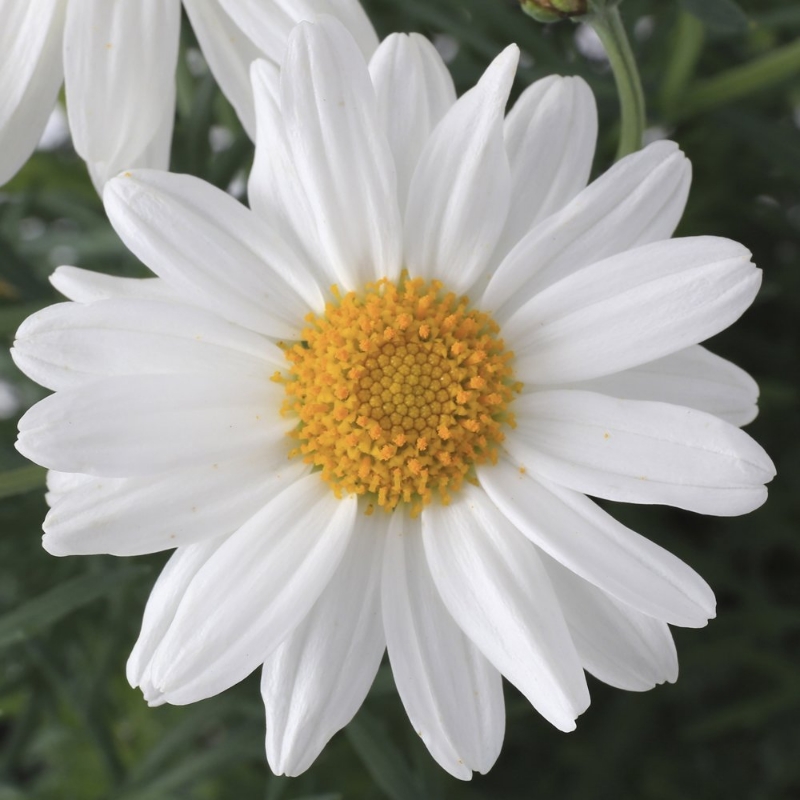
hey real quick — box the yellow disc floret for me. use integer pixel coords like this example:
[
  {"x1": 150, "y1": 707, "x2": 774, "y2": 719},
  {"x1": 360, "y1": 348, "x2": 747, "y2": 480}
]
[{"x1": 278, "y1": 277, "x2": 520, "y2": 514}]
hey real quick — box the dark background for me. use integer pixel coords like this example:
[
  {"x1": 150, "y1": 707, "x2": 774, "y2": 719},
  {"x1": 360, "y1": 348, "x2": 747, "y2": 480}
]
[{"x1": 1, "y1": 1, "x2": 798, "y2": 797}]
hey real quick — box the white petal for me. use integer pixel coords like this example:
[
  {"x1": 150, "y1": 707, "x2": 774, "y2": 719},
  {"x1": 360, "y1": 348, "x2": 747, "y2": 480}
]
[
  {"x1": 45, "y1": 469, "x2": 93, "y2": 507},
  {"x1": 11, "y1": 297, "x2": 283, "y2": 392},
  {"x1": 103, "y1": 169, "x2": 324, "y2": 338},
  {"x1": 219, "y1": 0, "x2": 378, "y2": 67},
  {"x1": 506, "y1": 390, "x2": 775, "y2": 515},
  {"x1": 422, "y1": 484, "x2": 589, "y2": 731},
  {"x1": 506, "y1": 237, "x2": 761, "y2": 385},
  {"x1": 183, "y1": 0, "x2": 262, "y2": 139},
  {"x1": 16, "y1": 373, "x2": 287, "y2": 477},
  {"x1": 263, "y1": 508, "x2": 386, "y2": 777},
  {"x1": 383, "y1": 513, "x2": 504, "y2": 780},
  {"x1": 281, "y1": 17, "x2": 402, "y2": 289},
  {"x1": 127, "y1": 536, "x2": 228, "y2": 692},
  {"x1": 43, "y1": 454, "x2": 306, "y2": 557},
  {"x1": 540, "y1": 551, "x2": 679, "y2": 691},
  {"x1": 404, "y1": 46, "x2": 518, "y2": 293},
  {"x1": 49, "y1": 266, "x2": 179, "y2": 303},
  {"x1": 478, "y1": 457, "x2": 716, "y2": 627},
  {"x1": 149, "y1": 475, "x2": 358, "y2": 704},
  {"x1": 483, "y1": 141, "x2": 691, "y2": 318},
  {"x1": 248, "y1": 60, "x2": 329, "y2": 286},
  {"x1": 0, "y1": 0, "x2": 65, "y2": 185},
  {"x1": 63, "y1": 0, "x2": 180, "y2": 188},
  {"x1": 565, "y1": 345, "x2": 759, "y2": 427},
  {"x1": 369, "y1": 33, "x2": 456, "y2": 211},
  {"x1": 493, "y1": 75, "x2": 597, "y2": 264}
]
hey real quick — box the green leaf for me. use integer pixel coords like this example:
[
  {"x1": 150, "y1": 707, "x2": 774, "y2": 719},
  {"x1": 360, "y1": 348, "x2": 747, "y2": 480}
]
[
  {"x1": 681, "y1": 0, "x2": 749, "y2": 34},
  {"x1": 0, "y1": 465, "x2": 47, "y2": 501},
  {"x1": 345, "y1": 710, "x2": 423, "y2": 800},
  {"x1": 0, "y1": 566, "x2": 147, "y2": 650}
]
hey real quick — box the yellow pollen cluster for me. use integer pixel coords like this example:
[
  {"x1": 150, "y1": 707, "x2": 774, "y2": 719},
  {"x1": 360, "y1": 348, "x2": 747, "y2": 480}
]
[{"x1": 278, "y1": 277, "x2": 520, "y2": 515}]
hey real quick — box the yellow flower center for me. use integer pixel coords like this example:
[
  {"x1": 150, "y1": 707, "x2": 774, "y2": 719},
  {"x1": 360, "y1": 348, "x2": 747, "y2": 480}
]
[{"x1": 279, "y1": 277, "x2": 520, "y2": 514}]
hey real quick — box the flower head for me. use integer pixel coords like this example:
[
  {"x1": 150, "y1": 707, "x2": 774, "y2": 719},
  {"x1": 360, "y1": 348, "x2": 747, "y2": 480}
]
[{"x1": 13, "y1": 17, "x2": 774, "y2": 780}]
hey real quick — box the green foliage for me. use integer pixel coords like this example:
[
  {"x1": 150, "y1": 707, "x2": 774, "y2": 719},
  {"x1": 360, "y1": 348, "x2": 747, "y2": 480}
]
[{"x1": 1, "y1": 1, "x2": 799, "y2": 797}]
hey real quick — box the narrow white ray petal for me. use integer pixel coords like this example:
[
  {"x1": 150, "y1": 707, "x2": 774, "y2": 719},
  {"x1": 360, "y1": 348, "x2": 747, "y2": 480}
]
[
  {"x1": 320, "y1": 0, "x2": 380, "y2": 61},
  {"x1": 478, "y1": 457, "x2": 716, "y2": 627},
  {"x1": 383, "y1": 513, "x2": 504, "y2": 780},
  {"x1": 45, "y1": 469, "x2": 93, "y2": 508},
  {"x1": 127, "y1": 537, "x2": 229, "y2": 691},
  {"x1": 0, "y1": 0, "x2": 65, "y2": 185},
  {"x1": 483, "y1": 141, "x2": 692, "y2": 318},
  {"x1": 263, "y1": 508, "x2": 386, "y2": 777},
  {"x1": 422, "y1": 484, "x2": 589, "y2": 731},
  {"x1": 369, "y1": 33, "x2": 456, "y2": 211},
  {"x1": 49, "y1": 266, "x2": 179, "y2": 304},
  {"x1": 505, "y1": 390, "x2": 775, "y2": 515},
  {"x1": 506, "y1": 237, "x2": 761, "y2": 385},
  {"x1": 103, "y1": 169, "x2": 324, "y2": 338},
  {"x1": 63, "y1": 0, "x2": 180, "y2": 187},
  {"x1": 564, "y1": 345, "x2": 759, "y2": 427},
  {"x1": 43, "y1": 453, "x2": 306, "y2": 557},
  {"x1": 11, "y1": 297, "x2": 284, "y2": 392},
  {"x1": 404, "y1": 45, "x2": 518, "y2": 293},
  {"x1": 149, "y1": 475, "x2": 358, "y2": 704},
  {"x1": 281, "y1": 17, "x2": 402, "y2": 289},
  {"x1": 183, "y1": 0, "x2": 262, "y2": 139},
  {"x1": 248, "y1": 60, "x2": 331, "y2": 287},
  {"x1": 493, "y1": 75, "x2": 597, "y2": 264},
  {"x1": 219, "y1": 0, "x2": 378, "y2": 66},
  {"x1": 540, "y1": 551, "x2": 679, "y2": 691},
  {"x1": 87, "y1": 78, "x2": 176, "y2": 191},
  {"x1": 16, "y1": 373, "x2": 287, "y2": 477}
]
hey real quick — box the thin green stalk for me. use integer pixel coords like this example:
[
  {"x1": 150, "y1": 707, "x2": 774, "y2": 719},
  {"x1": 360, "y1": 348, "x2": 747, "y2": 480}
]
[
  {"x1": 660, "y1": 11, "x2": 705, "y2": 119},
  {"x1": 675, "y1": 37, "x2": 800, "y2": 121},
  {"x1": 587, "y1": 6, "x2": 646, "y2": 159}
]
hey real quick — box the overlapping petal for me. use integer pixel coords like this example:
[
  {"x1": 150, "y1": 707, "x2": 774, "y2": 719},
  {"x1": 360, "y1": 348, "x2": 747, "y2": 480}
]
[
  {"x1": 280, "y1": 16, "x2": 402, "y2": 289},
  {"x1": 262, "y1": 511, "x2": 386, "y2": 777},
  {"x1": 148, "y1": 474, "x2": 358, "y2": 704},
  {"x1": 567, "y1": 345, "x2": 759, "y2": 427},
  {"x1": 11, "y1": 297, "x2": 283, "y2": 392},
  {"x1": 0, "y1": 0, "x2": 65, "y2": 185},
  {"x1": 493, "y1": 75, "x2": 597, "y2": 264},
  {"x1": 16, "y1": 372, "x2": 287, "y2": 477},
  {"x1": 384, "y1": 513, "x2": 504, "y2": 779},
  {"x1": 43, "y1": 454, "x2": 307, "y2": 557},
  {"x1": 404, "y1": 45, "x2": 518, "y2": 294},
  {"x1": 370, "y1": 33, "x2": 456, "y2": 210},
  {"x1": 104, "y1": 169, "x2": 324, "y2": 338},
  {"x1": 63, "y1": 0, "x2": 181, "y2": 190},
  {"x1": 505, "y1": 391, "x2": 774, "y2": 515},
  {"x1": 483, "y1": 141, "x2": 691, "y2": 317},
  {"x1": 422, "y1": 484, "x2": 590, "y2": 731},
  {"x1": 478, "y1": 457, "x2": 716, "y2": 626},
  {"x1": 541, "y1": 552, "x2": 679, "y2": 691},
  {"x1": 505, "y1": 237, "x2": 761, "y2": 385}
]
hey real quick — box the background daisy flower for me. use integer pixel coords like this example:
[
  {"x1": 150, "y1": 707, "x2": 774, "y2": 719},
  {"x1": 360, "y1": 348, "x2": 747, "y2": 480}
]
[{"x1": 0, "y1": 0, "x2": 376, "y2": 189}]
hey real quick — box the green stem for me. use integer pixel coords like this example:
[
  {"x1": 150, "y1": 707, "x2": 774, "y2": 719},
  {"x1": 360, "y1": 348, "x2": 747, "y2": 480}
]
[
  {"x1": 674, "y1": 37, "x2": 800, "y2": 122},
  {"x1": 660, "y1": 11, "x2": 705, "y2": 119},
  {"x1": 587, "y1": 6, "x2": 646, "y2": 160}
]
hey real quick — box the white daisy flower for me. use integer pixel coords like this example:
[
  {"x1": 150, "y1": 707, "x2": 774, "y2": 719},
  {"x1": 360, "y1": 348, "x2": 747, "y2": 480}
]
[
  {"x1": 13, "y1": 17, "x2": 774, "y2": 780},
  {"x1": 0, "y1": 0, "x2": 376, "y2": 189}
]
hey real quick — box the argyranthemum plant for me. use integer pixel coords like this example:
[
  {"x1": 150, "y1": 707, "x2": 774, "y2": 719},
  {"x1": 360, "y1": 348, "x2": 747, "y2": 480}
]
[
  {"x1": 12, "y1": 16, "x2": 774, "y2": 780},
  {"x1": 0, "y1": 0, "x2": 376, "y2": 189}
]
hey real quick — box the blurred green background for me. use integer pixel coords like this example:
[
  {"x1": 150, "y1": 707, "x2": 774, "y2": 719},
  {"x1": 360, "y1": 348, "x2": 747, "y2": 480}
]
[{"x1": 1, "y1": 0, "x2": 798, "y2": 797}]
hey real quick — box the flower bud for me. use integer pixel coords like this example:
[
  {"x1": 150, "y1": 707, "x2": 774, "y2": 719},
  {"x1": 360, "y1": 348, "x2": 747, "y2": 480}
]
[{"x1": 520, "y1": 0, "x2": 589, "y2": 23}]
